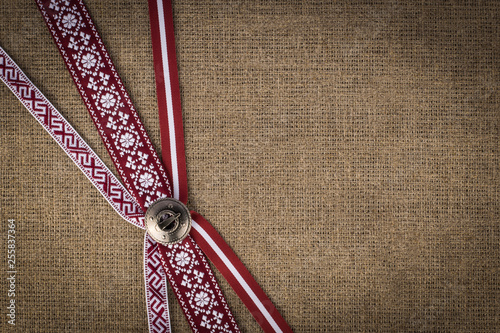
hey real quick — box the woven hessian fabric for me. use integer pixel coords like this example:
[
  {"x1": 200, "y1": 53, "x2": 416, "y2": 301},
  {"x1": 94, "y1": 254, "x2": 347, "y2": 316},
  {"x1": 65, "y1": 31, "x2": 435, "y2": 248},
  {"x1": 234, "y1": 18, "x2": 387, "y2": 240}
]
[{"x1": 1, "y1": 0, "x2": 499, "y2": 332}]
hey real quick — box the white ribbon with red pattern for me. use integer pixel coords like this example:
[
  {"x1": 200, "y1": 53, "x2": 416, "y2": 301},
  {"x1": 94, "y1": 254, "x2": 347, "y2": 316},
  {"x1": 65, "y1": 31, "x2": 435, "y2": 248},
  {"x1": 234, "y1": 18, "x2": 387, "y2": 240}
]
[{"x1": 0, "y1": 48, "x2": 172, "y2": 333}]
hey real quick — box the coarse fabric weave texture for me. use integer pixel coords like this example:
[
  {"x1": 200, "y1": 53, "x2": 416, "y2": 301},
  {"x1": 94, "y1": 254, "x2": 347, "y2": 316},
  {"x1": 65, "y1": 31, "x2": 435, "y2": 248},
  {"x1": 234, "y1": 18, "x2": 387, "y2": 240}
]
[{"x1": 1, "y1": 0, "x2": 499, "y2": 332}]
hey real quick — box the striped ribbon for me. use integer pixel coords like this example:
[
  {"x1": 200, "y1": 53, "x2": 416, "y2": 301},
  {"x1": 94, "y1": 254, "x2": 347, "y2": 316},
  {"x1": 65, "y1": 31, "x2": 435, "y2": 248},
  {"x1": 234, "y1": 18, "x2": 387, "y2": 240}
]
[
  {"x1": 148, "y1": 0, "x2": 188, "y2": 204},
  {"x1": 147, "y1": 1, "x2": 292, "y2": 330}
]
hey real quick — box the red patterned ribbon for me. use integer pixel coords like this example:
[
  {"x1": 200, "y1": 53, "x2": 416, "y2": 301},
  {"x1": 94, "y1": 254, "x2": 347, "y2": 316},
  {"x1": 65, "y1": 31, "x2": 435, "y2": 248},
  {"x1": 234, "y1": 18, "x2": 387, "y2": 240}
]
[
  {"x1": 36, "y1": 0, "x2": 172, "y2": 208},
  {"x1": 35, "y1": 0, "x2": 239, "y2": 332}
]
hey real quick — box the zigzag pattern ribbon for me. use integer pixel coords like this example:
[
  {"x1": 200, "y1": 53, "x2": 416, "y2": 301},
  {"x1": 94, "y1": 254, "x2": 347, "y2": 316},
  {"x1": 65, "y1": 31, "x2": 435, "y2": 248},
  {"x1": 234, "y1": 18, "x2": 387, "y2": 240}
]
[
  {"x1": 145, "y1": 234, "x2": 172, "y2": 333},
  {"x1": 0, "y1": 48, "x2": 171, "y2": 333},
  {"x1": 0, "y1": 47, "x2": 144, "y2": 229}
]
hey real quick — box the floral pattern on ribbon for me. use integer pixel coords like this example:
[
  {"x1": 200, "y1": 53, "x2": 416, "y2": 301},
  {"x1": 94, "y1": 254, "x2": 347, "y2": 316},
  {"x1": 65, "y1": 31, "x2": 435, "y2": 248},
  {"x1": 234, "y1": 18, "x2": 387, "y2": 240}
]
[
  {"x1": 38, "y1": 0, "x2": 171, "y2": 207},
  {"x1": 36, "y1": 1, "x2": 241, "y2": 332}
]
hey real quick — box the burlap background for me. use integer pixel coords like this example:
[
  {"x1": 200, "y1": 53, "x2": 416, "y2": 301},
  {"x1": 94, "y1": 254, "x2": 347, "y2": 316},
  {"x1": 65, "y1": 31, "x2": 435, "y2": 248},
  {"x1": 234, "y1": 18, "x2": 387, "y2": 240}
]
[{"x1": 1, "y1": 0, "x2": 499, "y2": 332}]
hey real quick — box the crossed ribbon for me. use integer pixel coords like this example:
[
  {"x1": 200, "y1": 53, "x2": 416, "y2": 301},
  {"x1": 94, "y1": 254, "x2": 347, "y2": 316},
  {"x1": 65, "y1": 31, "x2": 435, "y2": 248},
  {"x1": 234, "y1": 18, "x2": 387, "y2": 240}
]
[{"x1": 1, "y1": 0, "x2": 293, "y2": 332}]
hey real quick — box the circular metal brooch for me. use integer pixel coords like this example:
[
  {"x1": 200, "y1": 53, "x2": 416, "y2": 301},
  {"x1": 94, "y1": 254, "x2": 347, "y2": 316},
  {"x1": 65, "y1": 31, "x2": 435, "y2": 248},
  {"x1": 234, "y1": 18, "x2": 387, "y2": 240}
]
[{"x1": 145, "y1": 197, "x2": 191, "y2": 245}]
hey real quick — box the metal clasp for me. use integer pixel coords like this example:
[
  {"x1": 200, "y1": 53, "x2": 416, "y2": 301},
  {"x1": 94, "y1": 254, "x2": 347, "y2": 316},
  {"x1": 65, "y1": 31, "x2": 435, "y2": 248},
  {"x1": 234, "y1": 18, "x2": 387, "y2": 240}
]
[{"x1": 145, "y1": 197, "x2": 191, "y2": 245}]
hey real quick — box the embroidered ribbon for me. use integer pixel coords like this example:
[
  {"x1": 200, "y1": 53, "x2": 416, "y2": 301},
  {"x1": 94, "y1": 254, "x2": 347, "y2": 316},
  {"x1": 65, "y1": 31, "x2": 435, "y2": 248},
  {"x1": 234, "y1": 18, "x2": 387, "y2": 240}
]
[
  {"x1": 36, "y1": 0, "x2": 239, "y2": 331},
  {"x1": 32, "y1": 0, "x2": 292, "y2": 332}
]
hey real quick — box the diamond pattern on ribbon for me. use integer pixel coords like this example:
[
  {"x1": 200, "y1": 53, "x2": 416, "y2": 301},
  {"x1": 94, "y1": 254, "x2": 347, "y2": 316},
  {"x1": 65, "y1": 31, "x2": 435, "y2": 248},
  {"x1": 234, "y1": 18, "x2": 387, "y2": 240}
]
[{"x1": 55, "y1": 2, "x2": 85, "y2": 38}]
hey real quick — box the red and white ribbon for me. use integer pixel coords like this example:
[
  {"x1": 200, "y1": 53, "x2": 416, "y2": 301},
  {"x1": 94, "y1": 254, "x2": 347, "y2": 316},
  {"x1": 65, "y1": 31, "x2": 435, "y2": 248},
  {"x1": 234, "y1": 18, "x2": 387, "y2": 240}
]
[{"x1": 148, "y1": 0, "x2": 189, "y2": 204}]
